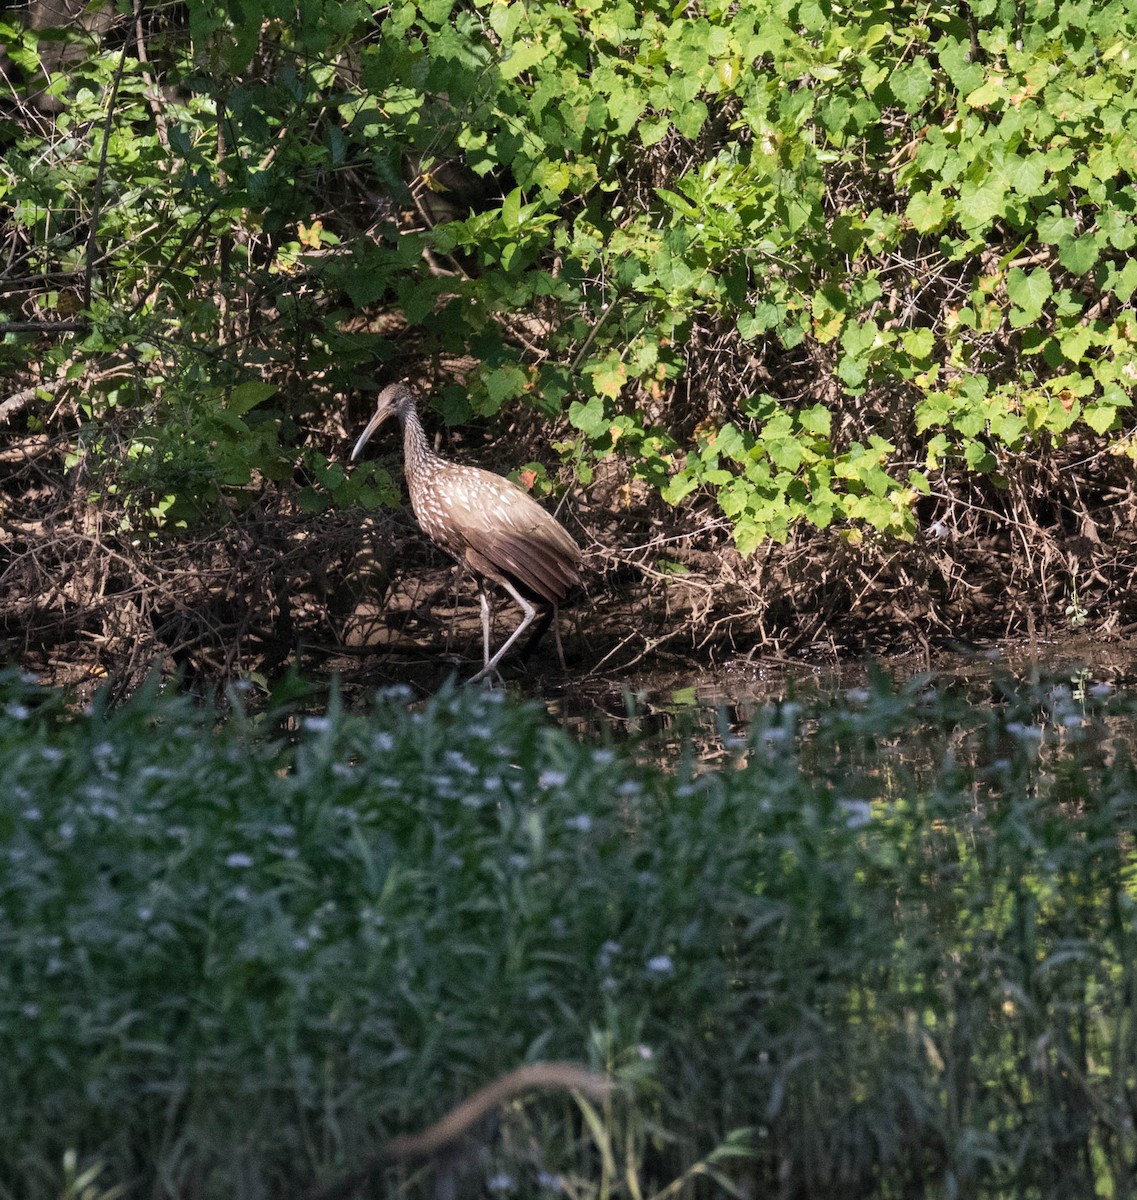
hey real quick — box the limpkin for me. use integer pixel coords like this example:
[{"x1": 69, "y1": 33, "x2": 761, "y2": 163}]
[{"x1": 350, "y1": 382, "x2": 581, "y2": 682}]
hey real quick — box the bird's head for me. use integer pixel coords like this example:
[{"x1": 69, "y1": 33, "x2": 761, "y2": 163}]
[{"x1": 351, "y1": 383, "x2": 416, "y2": 461}]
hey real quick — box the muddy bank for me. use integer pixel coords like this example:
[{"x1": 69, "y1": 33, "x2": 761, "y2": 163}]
[{"x1": 6, "y1": 426, "x2": 1137, "y2": 702}]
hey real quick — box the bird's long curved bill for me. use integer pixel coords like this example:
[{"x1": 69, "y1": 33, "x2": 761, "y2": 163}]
[{"x1": 350, "y1": 405, "x2": 394, "y2": 461}]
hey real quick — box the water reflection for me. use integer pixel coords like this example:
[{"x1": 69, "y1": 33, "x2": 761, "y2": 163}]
[{"x1": 544, "y1": 637, "x2": 1137, "y2": 773}]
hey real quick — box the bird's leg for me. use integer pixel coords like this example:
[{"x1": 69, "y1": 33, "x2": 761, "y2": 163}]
[
  {"x1": 552, "y1": 604, "x2": 567, "y2": 671},
  {"x1": 445, "y1": 564, "x2": 467, "y2": 655},
  {"x1": 478, "y1": 588, "x2": 492, "y2": 670},
  {"x1": 468, "y1": 580, "x2": 536, "y2": 683}
]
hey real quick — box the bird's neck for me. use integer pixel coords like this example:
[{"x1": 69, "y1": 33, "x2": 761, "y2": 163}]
[{"x1": 399, "y1": 405, "x2": 437, "y2": 478}]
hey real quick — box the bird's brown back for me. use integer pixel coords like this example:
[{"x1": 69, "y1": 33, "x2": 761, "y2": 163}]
[{"x1": 408, "y1": 458, "x2": 580, "y2": 605}]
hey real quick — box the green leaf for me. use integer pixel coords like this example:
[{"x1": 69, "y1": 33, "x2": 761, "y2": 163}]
[
  {"x1": 1003, "y1": 154, "x2": 1046, "y2": 197},
  {"x1": 1056, "y1": 322, "x2": 1093, "y2": 364},
  {"x1": 937, "y1": 36, "x2": 985, "y2": 92},
  {"x1": 1108, "y1": 258, "x2": 1137, "y2": 301},
  {"x1": 901, "y1": 327, "x2": 934, "y2": 361},
  {"x1": 228, "y1": 381, "x2": 277, "y2": 415},
  {"x1": 958, "y1": 178, "x2": 1006, "y2": 230},
  {"x1": 501, "y1": 187, "x2": 522, "y2": 229},
  {"x1": 1058, "y1": 234, "x2": 1099, "y2": 275},
  {"x1": 568, "y1": 395, "x2": 609, "y2": 438},
  {"x1": 765, "y1": 436, "x2": 804, "y2": 472},
  {"x1": 1006, "y1": 266, "x2": 1052, "y2": 324},
  {"x1": 963, "y1": 439, "x2": 995, "y2": 471},
  {"x1": 500, "y1": 39, "x2": 548, "y2": 79},
  {"x1": 1083, "y1": 403, "x2": 1121, "y2": 434},
  {"x1": 890, "y1": 59, "x2": 933, "y2": 112},
  {"x1": 483, "y1": 364, "x2": 527, "y2": 407},
  {"x1": 798, "y1": 404, "x2": 831, "y2": 437},
  {"x1": 907, "y1": 189, "x2": 947, "y2": 233},
  {"x1": 1037, "y1": 211, "x2": 1075, "y2": 244}
]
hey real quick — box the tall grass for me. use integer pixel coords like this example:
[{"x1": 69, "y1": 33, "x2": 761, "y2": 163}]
[{"x1": 2, "y1": 669, "x2": 1137, "y2": 1198}]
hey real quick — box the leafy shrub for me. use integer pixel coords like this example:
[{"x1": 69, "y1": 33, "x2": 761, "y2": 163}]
[{"x1": 6, "y1": 0, "x2": 1137, "y2": 549}]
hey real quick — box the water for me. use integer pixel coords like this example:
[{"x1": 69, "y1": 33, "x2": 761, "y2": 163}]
[{"x1": 544, "y1": 633, "x2": 1137, "y2": 761}]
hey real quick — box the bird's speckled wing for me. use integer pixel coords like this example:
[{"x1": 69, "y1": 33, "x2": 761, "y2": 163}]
[{"x1": 418, "y1": 464, "x2": 580, "y2": 604}]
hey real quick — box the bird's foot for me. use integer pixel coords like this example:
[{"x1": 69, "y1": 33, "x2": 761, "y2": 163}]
[{"x1": 466, "y1": 663, "x2": 505, "y2": 686}]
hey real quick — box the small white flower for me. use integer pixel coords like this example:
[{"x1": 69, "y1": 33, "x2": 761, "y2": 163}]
[
  {"x1": 302, "y1": 716, "x2": 332, "y2": 733},
  {"x1": 637, "y1": 1044, "x2": 654, "y2": 1059},
  {"x1": 592, "y1": 748, "x2": 615, "y2": 764},
  {"x1": 616, "y1": 780, "x2": 642, "y2": 796},
  {"x1": 487, "y1": 1174, "x2": 514, "y2": 1193},
  {"x1": 226, "y1": 852, "x2": 253, "y2": 868},
  {"x1": 564, "y1": 814, "x2": 592, "y2": 833},
  {"x1": 40, "y1": 747, "x2": 64, "y2": 763},
  {"x1": 539, "y1": 770, "x2": 569, "y2": 789},
  {"x1": 444, "y1": 750, "x2": 477, "y2": 775},
  {"x1": 839, "y1": 799, "x2": 873, "y2": 829},
  {"x1": 646, "y1": 954, "x2": 674, "y2": 977},
  {"x1": 845, "y1": 688, "x2": 870, "y2": 704},
  {"x1": 1006, "y1": 722, "x2": 1043, "y2": 742},
  {"x1": 6, "y1": 703, "x2": 29, "y2": 719},
  {"x1": 597, "y1": 940, "x2": 621, "y2": 967}
]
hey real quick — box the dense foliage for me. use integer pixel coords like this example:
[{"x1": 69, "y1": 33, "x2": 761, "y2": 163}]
[
  {"x1": 3, "y1": 668, "x2": 1137, "y2": 1198},
  {"x1": 4, "y1": 0, "x2": 1137, "y2": 541}
]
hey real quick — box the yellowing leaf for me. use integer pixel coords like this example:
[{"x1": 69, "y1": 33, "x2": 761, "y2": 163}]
[
  {"x1": 964, "y1": 78, "x2": 1006, "y2": 109},
  {"x1": 298, "y1": 220, "x2": 323, "y2": 248},
  {"x1": 592, "y1": 363, "x2": 627, "y2": 398}
]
